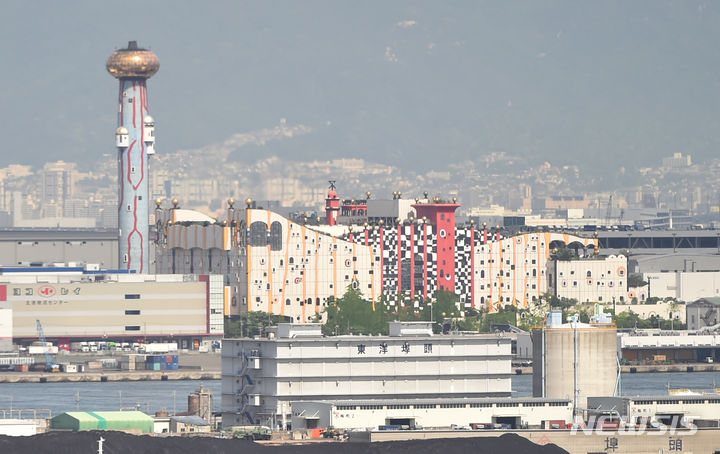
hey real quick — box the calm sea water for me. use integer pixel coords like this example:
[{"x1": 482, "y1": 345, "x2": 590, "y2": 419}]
[
  {"x1": 1, "y1": 372, "x2": 719, "y2": 417},
  {"x1": 511, "y1": 371, "x2": 720, "y2": 397},
  {"x1": 0, "y1": 379, "x2": 222, "y2": 417}
]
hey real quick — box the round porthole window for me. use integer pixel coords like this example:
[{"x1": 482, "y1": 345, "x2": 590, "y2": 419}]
[{"x1": 439, "y1": 229, "x2": 447, "y2": 238}]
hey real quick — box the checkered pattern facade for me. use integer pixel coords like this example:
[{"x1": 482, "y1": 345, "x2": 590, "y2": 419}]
[{"x1": 158, "y1": 209, "x2": 598, "y2": 318}]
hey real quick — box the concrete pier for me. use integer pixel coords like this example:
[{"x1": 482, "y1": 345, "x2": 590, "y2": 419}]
[
  {"x1": 621, "y1": 363, "x2": 720, "y2": 373},
  {"x1": 0, "y1": 370, "x2": 220, "y2": 384},
  {"x1": 513, "y1": 362, "x2": 720, "y2": 375}
]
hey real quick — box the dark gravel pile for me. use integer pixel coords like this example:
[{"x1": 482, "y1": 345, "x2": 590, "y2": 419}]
[{"x1": 0, "y1": 431, "x2": 568, "y2": 454}]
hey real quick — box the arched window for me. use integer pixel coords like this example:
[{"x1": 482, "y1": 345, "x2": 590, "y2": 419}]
[
  {"x1": 249, "y1": 221, "x2": 268, "y2": 246},
  {"x1": 586, "y1": 270, "x2": 592, "y2": 278},
  {"x1": 270, "y1": 221, "x2": 283, "y2": 251}
]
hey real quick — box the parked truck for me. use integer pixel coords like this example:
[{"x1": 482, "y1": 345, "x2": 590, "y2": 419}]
[
  {"x1": 231, "y1": 426, "x2": 272, "y2": 441},
  {"x1": 140, "y1": 342, "x2": 178, "y2": 354}
]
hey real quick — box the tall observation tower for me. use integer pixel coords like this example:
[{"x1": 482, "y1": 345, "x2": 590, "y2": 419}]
[{"x1": 107, "y1": 41, "x2": 159, "y2": 273}]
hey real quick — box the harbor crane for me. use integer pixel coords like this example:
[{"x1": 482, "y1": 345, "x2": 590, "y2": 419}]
[{"x1": 36, "y1": 319, "x2": 59, "y2": 372}]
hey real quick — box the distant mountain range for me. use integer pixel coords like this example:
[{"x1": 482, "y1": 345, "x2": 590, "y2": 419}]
[{"x1": 2, "y1": 1, "x2": 719, "y2": 178}]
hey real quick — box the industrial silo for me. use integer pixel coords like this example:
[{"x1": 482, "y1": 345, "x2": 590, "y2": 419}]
[{"x1": 532, "y1": 310, "x2": 618, "y2": 412}]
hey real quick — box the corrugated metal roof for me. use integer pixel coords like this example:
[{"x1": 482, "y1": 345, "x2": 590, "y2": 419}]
[
  {"x1": 89, "y1": 411, "x2": 153, "y2": 422},
  {"x1": 171, "y1": 415, "x2": 210, "y2": 426},
  {"x1": 50, "y1": 411, "x2": 154, "y2": 432}
]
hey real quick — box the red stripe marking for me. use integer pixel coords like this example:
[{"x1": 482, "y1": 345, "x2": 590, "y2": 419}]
[
  {"x1": 410, "y1": 223, "x2": 415, "y2": 300},
  {"x1": 126, "y1": 195, "x2": 145, "y2": 273},
  {"x1": 423, "y1": 225, "x2": 428, "y2": 301},
  {"x1": 132, "y1": 81, "x2": 137, "y2": 128},
  {"x1": 118, "y1": 155, "x2": 124, "y2": 213},
  {"x1": 143, "y1": 83, "x2": 149, "y2": 110},
  {"x1": 397, "y1": 224, "x2": 402, "y2": 297},
  {"x1": 118, "y1": 83, "x2": 124, "y2": 125},
  {"x1": 126, "y1": 140, "x2": 136, "y2": 186},
  {"x1": 470, "y1": 228, "x2": 475, "y2": 308},
  {"x1": 135, "y1": 82, "x2": 145, "y2": 190},
  {"x1": 379, "y1": 228, "x2": 384, "y2": 294}
]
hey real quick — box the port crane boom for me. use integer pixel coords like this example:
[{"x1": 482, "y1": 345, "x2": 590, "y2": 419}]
[{"x1": 36, "y1": 319, "x2": 59, "y2": 372}]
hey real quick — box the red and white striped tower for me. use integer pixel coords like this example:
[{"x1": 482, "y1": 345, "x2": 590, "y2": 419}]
[{"x1": 107, "y1": 41, "x2": 159, "y2": 273}]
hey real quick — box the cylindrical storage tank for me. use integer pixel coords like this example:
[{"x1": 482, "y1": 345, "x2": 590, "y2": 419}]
[
  {"x1": 532, "y1": 323, "x2": 617, "y2": 409},
  {"x1": 188, "y1": 393, "x2": 200, "y2": 415}
]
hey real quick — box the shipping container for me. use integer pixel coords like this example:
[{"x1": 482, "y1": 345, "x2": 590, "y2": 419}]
[
  {"x1": 28, "y1": 345, "x2": 59, "y2": 355},
  {"x1": 100, "y1": 358, "x2": 118, "y2": 368}
]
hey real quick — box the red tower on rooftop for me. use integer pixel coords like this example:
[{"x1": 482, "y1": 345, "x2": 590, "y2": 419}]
[
  {"x1": 325, "y1": 180, "x2": 340, "y2": 226},
  {"x1": 412, "y1": 199, "x2": 461, "y2": 292}
]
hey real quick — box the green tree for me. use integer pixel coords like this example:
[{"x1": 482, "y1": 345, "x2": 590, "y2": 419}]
[
  {"x1": 418, "y1": 290, "x2": 464, "y2": 333},
  {"x1": 478, "y1": 305, "x2": 517, "y2": 332},
  {"x1": 628, "y1": 273, "x2": 647, "y2": 288},
  {"x1": 554, "y1": 247, "x2": 577, "y2": 261},
  {"x1": 517, "y1": 299, "x2": 550, "y2": 331},
  {"x1": 224, "y1": 312, "x2": 292, "y2": 338},
  {"x1": 322, "y1": 286, "x2": 390, "y2": 335},
  {"x1": 613, "y1": 311, "x2": 654, "y2": 329},
  {"x1": 544, "y1": 292, "x2": 577, "y2": 310}
]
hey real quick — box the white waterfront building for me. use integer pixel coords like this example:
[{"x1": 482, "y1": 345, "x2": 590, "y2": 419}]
[
  {"x1": 221, "y1": 322, "x2": 512, "y2": 429},
  {"x1": 290, "y1": 397, "x2": 573, "y2": 431}
]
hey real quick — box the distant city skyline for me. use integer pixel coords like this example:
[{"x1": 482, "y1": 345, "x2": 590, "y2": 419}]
[
  {"x1": 1, "y1": 1, "x2": 720, "y2": 177},
  {"x1": 0, "y1": 146, "x2": 716, "y2": 230}
]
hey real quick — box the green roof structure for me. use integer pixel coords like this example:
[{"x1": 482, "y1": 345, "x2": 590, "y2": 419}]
[{"x1": 50, "y1": 411, "x2": 154, "y2": 433}]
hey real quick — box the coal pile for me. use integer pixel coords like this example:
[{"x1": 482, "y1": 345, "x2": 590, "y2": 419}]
[{"x1": 0, "y1": 431, "x2": 568, "y2": 454}]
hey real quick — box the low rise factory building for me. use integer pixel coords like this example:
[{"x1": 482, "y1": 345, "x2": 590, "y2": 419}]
[
  {"x1": 619, "y1": 330, "x2": 720, "y2": 363},
  {"x1": 0, "y1": 268, "x2": 223, "y2": 348},
  {"x1": 222, "y1": 321, "x2": 512, "y2": 429},
  {"x1": 50, "y1": 411, "x2": 154, "y2": 433},
  {"x1": 589, "y1": 395, "x2": 720, "y2": 428},
  {"x1": 290, "y1": 397, "x2": 573, "y2": 431}
]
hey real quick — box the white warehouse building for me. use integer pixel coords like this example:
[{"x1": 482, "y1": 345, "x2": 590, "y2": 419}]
[
  {"x1": 547, "y1": 255, "x2": 629, "y2": 303},
  {"x1": 291, "y1": 397, "x2": 573, "y2": 431},
  {"x1": 221, "y1": 322, "x2": 512, "y2": 429},
  {"x1": 646, "y1": 271, "x2": 720, "y2": 302}
]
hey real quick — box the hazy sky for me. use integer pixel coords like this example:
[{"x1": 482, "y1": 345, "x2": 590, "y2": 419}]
[{"x1": 1, "y1": 1, "x2": 719, "y2": 175}]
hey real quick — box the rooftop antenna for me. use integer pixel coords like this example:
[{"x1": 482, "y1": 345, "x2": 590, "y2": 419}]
[{"x1": 328, "y1": 180, "x2": 336, "y2": 190}]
